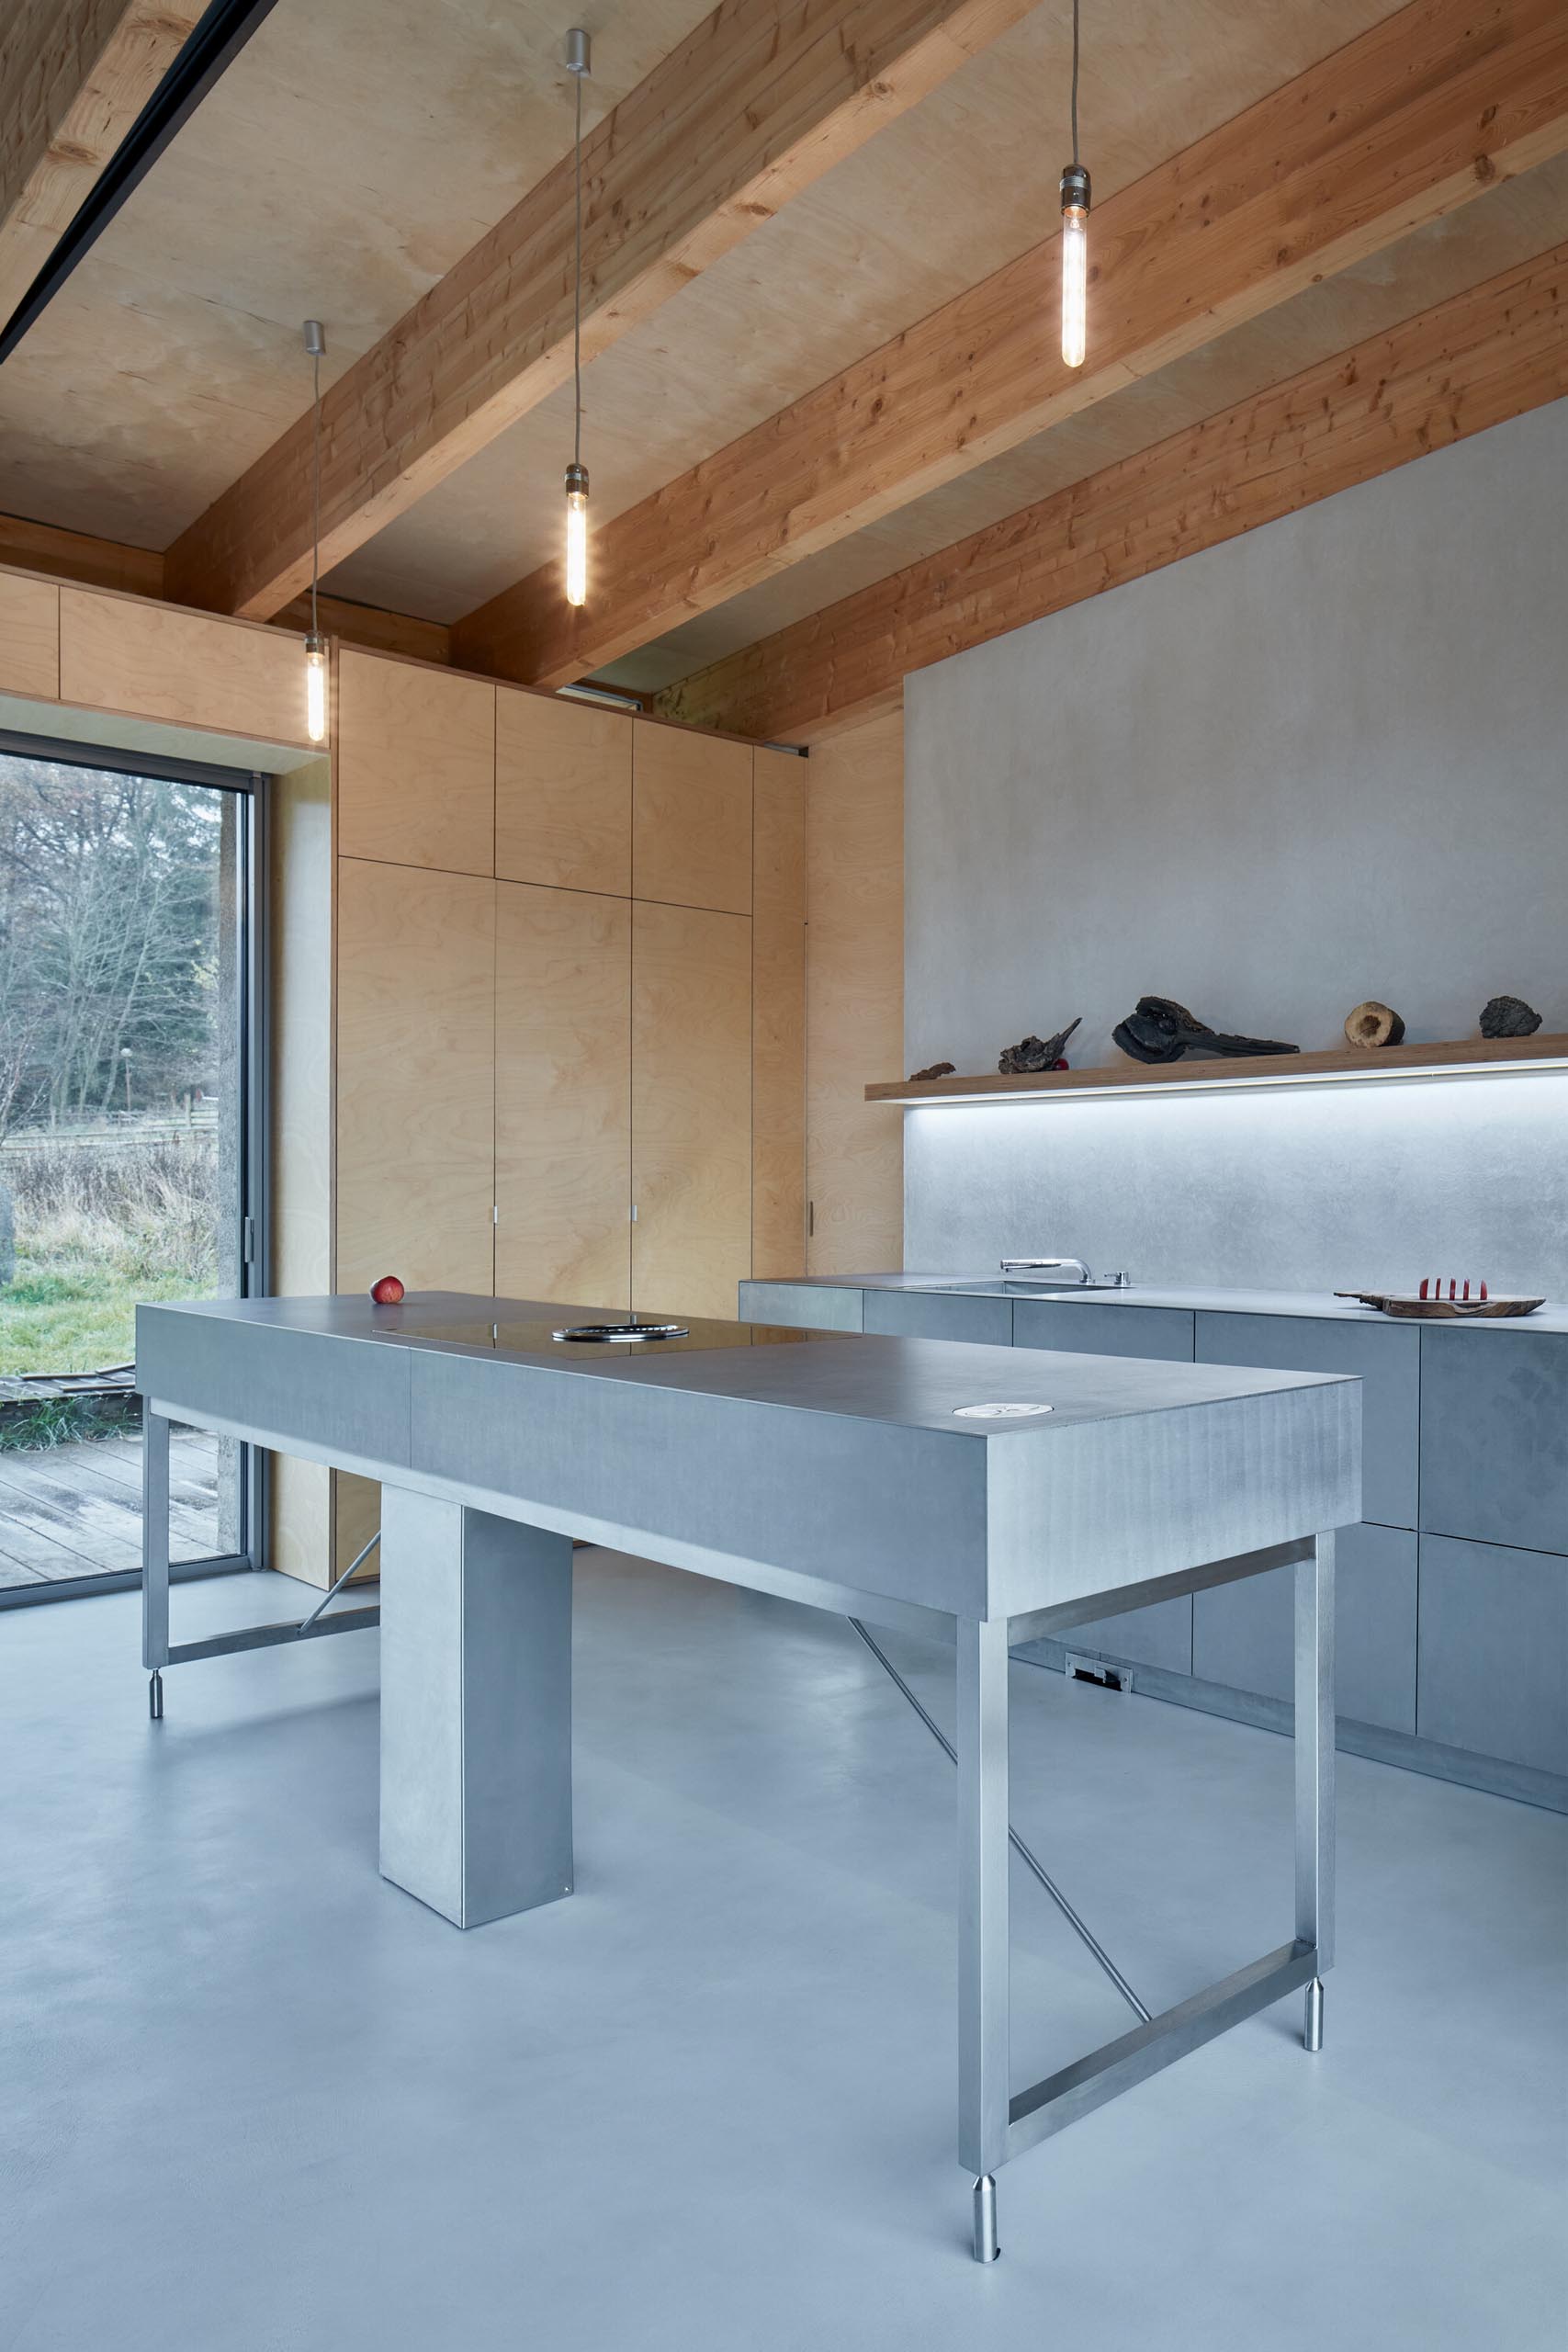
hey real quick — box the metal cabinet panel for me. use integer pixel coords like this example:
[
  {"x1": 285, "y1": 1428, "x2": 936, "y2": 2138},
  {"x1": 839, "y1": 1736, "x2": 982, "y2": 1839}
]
[
  {"x1": 1012, "y1": 1301, "x2": 1193, "y2": 1362},
  {"x1": 1419, "y1": 1329, "x2": 1568, "y2": 1554},
  {"x1": 1417, "y1": 1534, "x2": 1568, "y2": 1775},
  {"x1": 1191, "y1": 1523, "x2": 1417, "y2": 1733},
  {"x1": 739, "y1": 1280, "x2": 863, "y2": 1332},
  {"x1": 1197, "y1": 1312, "x2": 1415, "y2": 1530},
  {"x1": 863, "y1": 1289, "x2": 1012, "y2": 1345}
]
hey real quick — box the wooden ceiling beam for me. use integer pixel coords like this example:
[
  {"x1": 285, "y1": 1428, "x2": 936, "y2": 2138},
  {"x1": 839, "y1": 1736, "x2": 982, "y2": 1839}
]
[
  {"x1": 456, "y1": 0, "x2": 1568, "y2": 691},
  {"x1": 0, "y1": 508, "x2": 164, "y2": 598},
  {"x1": 0, "y1": 0, "x2": 199, "y2": 325},
  {"x1": 0, "y1": 513, "x2": 450, "y2": 665},
  {"x1": 651, "y1": 240, "x2": 1568, "y2": 742},
  {"x1": 161, "y1": 0, "x2": 1040, "y2": 624}
]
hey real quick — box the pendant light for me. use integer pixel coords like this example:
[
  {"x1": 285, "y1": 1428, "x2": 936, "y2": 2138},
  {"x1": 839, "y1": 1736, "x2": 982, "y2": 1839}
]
[
  {"x1": 302, "y1": 316, "x2": 328, "y2": 742},
  {"x1": 1059, "y1": 0, "x2": 1089, "y2": 369},
  {"x1": 563, "y1": 28, "x2": 591, "y2": 606}
]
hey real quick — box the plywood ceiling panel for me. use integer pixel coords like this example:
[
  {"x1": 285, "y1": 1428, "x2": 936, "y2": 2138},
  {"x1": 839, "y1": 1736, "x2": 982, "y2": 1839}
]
[
  {"x1": 317, "y1": 0, "x2": 1397, "y2": 621},
  {"x1": 589, "y1": 154, "x2": 1568, "y2": 690},
  {"x1": 6, "y1": 0, "x2": 1533, "y2": 702},
  {"x1": 0, "y1": 0, "x2": 718, "y2": 547}
]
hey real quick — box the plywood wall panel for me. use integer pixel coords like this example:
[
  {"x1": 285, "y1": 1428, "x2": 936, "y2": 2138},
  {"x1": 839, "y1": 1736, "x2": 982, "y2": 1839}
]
[
  {"x1": 336, "y1": 647, "x2": 495, "y2": 875},
  {"x1": 0, "y1": 571, "x2": 59, "y2": 698},
  {"x1": 496, "y1": 880, "x2": 631, "y2": 1310},
  {"x1": 631, "y1": 899, "x2": 751, "y2": 1319},
  {"x1": 806, "y1": 708, "x2": 903, "y2": 1274},
  {"x1": 335, "y1": 855, "x2": 495, "y2": 1295},
  {"x1": 751, "y1": 747, "x2": 807, "y2": 1278},
  {"x1": 495, "y1": 687, "x2": 631, "y2": 895},
  {"x1": 631, "y1": 718, "x2": 751, "y2": 913},
  {"x1": 268, "y1": 757, "x2": 334, "y2": 1586},
  {"x1": 57, "y1": 584, "x2": 309, "y2": 744}
]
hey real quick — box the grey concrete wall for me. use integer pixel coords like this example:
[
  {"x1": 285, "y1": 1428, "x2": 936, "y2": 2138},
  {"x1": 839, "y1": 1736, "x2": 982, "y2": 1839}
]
[{"x1": 904, "y1": 399, "x2": 1568, "y2": 1294}]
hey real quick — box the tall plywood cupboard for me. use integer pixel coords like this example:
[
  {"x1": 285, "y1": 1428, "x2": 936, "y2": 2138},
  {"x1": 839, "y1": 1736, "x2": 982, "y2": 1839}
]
[{"x1": 322, "y1": 648, "x2": 806, "y2": 1577}]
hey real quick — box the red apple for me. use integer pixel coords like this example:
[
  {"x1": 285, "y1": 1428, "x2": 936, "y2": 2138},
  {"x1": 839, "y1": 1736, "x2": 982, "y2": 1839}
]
[{"x1": 369, "y1": 1274, "x2": 405, "y2": 1305}]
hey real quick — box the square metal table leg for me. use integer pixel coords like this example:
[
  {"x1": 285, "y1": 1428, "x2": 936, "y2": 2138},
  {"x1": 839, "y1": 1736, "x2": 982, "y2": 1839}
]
[
  {"x1": 953, "y1": 1530, "x2": 1338, "y2": 2257},
  {"x1": 1295, "y1": 1532, "x2": 1336, "y2": 2048},
  {"x1": 141, "y1": 1405, "x2": 170, "y2": 1720},
  {"x1": 379, "y1": 1491, "x2": 574, "y2": 1929},
  {"x1": 957, "y1": 1615, "x2": 1010, "y2": 2258}
]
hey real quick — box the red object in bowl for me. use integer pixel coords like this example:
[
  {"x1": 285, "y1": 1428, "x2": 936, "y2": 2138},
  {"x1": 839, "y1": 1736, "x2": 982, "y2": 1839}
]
[{"x1": 369, "y1": 1274, "x2": 405, "y2": 1306}]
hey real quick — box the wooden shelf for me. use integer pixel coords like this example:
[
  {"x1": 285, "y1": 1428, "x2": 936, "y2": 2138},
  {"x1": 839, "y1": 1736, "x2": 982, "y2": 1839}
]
[{"x1": 866, "y1": 1034, "x2": 1568, "y2": 1106}]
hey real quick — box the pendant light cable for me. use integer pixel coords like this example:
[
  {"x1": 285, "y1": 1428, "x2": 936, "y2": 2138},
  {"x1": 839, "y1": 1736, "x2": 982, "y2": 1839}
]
[
  {"x1": 572, "y1": 59, "x2": 583, "y2": 475},
  {"x1": 310, "y1": 338, "x2": 321, "y2": 640},
  {"x1": 1070, "y1": 0, "x2": 1080, "y2": 169},
  {"x1": 563, "y1": 28, "x2": 591, "y2": 605},
  {"x1": 301, "y1": 318, "x2": 328, "y2": 741}
]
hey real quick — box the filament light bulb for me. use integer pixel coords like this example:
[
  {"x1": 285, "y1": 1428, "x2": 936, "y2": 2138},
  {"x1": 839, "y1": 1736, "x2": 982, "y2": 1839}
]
[
  {"x1": 304, "y1": 633, "x2": 327, "y2": 744},
  {"x1": 1060, "y1": 164, "x2": 1090, "y2": 370},
  {"x1": 565, "y1": 461, "x2": 589, "y2": 607}
]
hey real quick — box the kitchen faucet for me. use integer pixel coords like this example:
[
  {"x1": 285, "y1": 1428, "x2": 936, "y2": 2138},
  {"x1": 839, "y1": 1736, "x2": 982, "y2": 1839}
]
[{"x1": 998, "y1": 1257, "x2": 1131, "y2": 1288}]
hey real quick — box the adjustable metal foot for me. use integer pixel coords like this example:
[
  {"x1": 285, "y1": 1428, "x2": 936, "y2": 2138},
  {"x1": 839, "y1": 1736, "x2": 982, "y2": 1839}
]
[
  {"x1": 972, "y1": 2174, "x2": 999, "y2": 2263},
  {"x1": 148, "y1": 1670, "x2": 164, "y2": 1723},
  {"x1": 1304, "y1": 1976, "x2": 1325, "y2": 2053}
]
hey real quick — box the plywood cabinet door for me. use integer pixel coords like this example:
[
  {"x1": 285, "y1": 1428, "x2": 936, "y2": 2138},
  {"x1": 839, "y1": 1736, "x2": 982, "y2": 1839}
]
[
  {"x1": 0, "y1": 574, "x2": 59, "y2": 699},
  {"x1": 804, "y1": 710, "x2": 903, "y2": 1276},
  {"x1": 336, "y1": 857, "x2": 496, "y2": 1295},
  {"x1": 631, "y1": 900, "x2": 751, "y2": 1319},
  {"x1": 496, "y1": 881, "x2": 631, "y2": 1312},
  {"x1": 337, "y1": 648, "x2": 495, "y2": 876},
  {"x1": 496, "y1": 687, "x2": 631, "y2": 895},
  {"x1": 58, "y1": 585, "x2": 307, "y2": 743},
  {"x1": 751, "y1": 748, "x2": 806, "y2": 1278},
  {"x1": 631, "y1": 719, "x2": 751, "y2": 913}
]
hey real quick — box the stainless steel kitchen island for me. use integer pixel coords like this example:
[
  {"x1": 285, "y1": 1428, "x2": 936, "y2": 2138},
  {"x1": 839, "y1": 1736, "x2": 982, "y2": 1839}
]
[{"x1": 136, "y1": 1291, "x2": 1359, "y2": 2261}]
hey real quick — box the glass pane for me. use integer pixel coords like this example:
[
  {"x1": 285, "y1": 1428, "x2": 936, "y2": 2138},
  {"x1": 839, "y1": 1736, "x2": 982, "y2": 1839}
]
[{"x1": 0, "y1": 751, "x2": 249, "y2": 1591}]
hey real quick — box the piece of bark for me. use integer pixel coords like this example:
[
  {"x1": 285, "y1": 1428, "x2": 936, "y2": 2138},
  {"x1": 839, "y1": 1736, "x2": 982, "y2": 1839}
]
[
  {"x1": 998, "y1": 1018, "x2": 1080, "y2": 1075},
  {"x1": 1480, "y1": 995, "x2": 1541, "y2": 1038},
  {"x1": 1344, "y1": 1001, "x2": 1405, "y2": 1048},
  {"x1": 908, "y1": 1061, "x2": 955, "y2": 1081},
  {"x1": 1112, "y1": 996, "x2": 1298, "y2": 1063}
]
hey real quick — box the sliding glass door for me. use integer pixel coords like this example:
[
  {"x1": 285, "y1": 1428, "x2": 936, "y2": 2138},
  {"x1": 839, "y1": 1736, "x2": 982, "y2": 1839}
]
[{"x1": 0, "y1": 734, "x2": 265, "y2": 1601}]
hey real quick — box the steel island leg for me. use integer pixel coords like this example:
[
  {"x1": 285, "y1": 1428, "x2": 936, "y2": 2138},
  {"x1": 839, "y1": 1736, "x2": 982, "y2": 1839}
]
[
  {"x1": 1295, "y1": 1532, "x2": 1336, "y2": 2051},
  {"x1": 957, "y1": 1615, "x2": 1010, "y2": 2260},
  {"x1": 379, "y1": 1491, "x2": 573, "y2": 1929},
  {"x1": 141, "y1": 1405, "x2": 170, "y2": 1721}
]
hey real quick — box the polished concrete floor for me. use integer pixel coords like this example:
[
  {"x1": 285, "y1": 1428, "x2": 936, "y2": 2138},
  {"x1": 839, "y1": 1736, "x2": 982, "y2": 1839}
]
[{"x1": 3, "y1": 1552, "x2": 1563, "y2": 2352}]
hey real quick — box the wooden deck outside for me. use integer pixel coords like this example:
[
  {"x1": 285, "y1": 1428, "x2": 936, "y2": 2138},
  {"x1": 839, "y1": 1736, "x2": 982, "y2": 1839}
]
[{"x1": 0, "y1": 1427, "x2": 221, "y2": 1591}]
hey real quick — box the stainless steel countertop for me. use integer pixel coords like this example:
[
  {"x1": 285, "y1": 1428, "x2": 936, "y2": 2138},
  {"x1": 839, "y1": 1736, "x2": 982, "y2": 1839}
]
[
  {"x1": 134, "y1": 1291, "x2": 1360, "y2": 1625},
  {"x1": 754, "y1": 1273, "x2": 1568, "y2": 1332}
]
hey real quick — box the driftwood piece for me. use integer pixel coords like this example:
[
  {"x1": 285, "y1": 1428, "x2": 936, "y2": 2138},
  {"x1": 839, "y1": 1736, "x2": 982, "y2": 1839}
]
[
  {"x1": 1480, "y1": 994, "x2": 1541, "y2": 1038},
  {"x1": 1112, "y1": 996, "x2": 1298, "y2": 1064},
  {"x1": 998, "y1": 1018, "x2": 1080, "y2": 1075},
  {"x1": 908, "y1": 1061, "x2": 956, "y2": 1081},
  {"x1": 1344, "y1": 1001, "x2": 1405, "y2": 1048}
]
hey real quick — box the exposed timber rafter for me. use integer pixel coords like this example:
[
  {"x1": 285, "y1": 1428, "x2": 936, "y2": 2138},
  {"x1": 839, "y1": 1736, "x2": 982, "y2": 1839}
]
[
  {"x1": 0, "y1": 0, "x2": 199, "y2": 327},
  {"x1": 0, "y1": 512, "x2": 451, "y2": 665},
  {"x1": 454, "y1": 0, "x2": 1568, "y2": 691},
  {"x1": 651, "y1": 241, "x2": 1568, "y2": 742},
  {"x1": 162, "y1": 0, "x2": 1043, "y2": 623}
]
